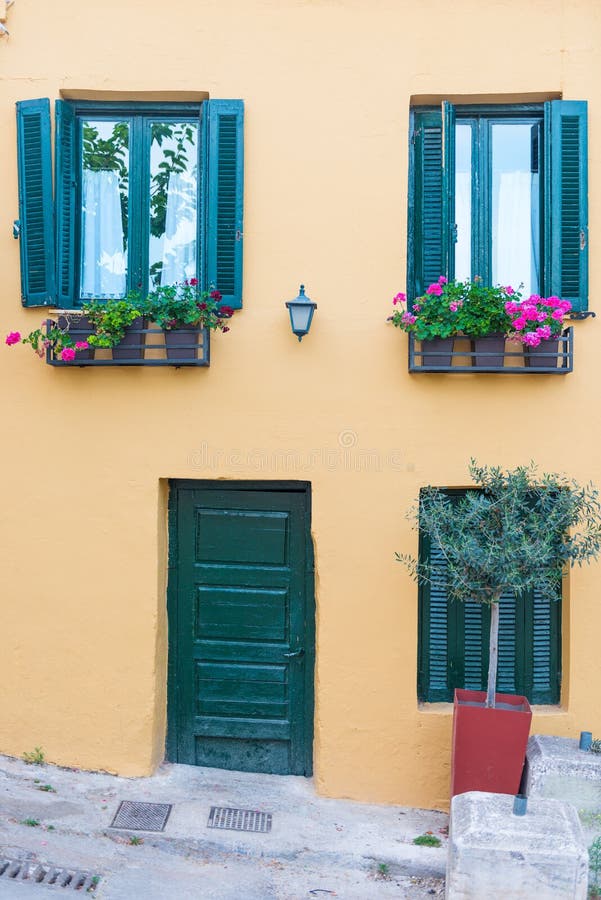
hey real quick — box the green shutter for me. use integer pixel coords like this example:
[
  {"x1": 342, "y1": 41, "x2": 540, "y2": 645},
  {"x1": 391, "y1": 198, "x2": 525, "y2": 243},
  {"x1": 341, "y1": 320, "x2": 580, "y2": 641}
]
[
  {"x1": 441, "y1": 101, "x2": 456, "y2": 282},
  {"x1": 205, "y1": 100, "x2": 244, "y2": 309},
  {"x1": 545, "y1": 100, "x2": 588, "y2": 311},
  {"x1": 55, "y1": 100, "x2": 77, "y2": 306},
  {"x1": 418, "y1": 491, "x2": 562, "y2": 704},
  {"x1": 410, "y1": 109, "x2": 450, "y2": 300},
  {"x1": 15, "y1": 98, "x2": 55, "y2": 306}
]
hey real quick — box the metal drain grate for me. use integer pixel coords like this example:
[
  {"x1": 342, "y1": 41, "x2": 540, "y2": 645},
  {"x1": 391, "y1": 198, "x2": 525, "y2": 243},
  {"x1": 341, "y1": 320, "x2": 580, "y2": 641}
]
[
  {"x1": 110, "y1": 800, "x2": 172, "y2": 832},
  {"x1": 0, "y1": 858, "x2": 99, "y2": 891},
  {"x1": 207, "y1": 806, "x2": 272, "y2": 833}
]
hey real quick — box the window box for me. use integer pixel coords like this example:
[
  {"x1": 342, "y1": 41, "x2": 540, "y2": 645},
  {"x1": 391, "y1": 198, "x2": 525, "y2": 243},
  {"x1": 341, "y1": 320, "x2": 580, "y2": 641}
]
[
  {"x1": 408, "y1": 327, "x2": 573, "y2": 373},
  {"x1": 45, "y1": 318, "x2": 210, "y2": 367}
]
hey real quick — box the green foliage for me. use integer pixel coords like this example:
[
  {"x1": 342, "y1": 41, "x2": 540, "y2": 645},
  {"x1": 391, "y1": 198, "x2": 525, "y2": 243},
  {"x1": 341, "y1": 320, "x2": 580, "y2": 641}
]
[
  {"x1": 128, "y1": 835, "x2": 143, "y2": 846},
  {"x1": 21, "y1": 818, "x2": 40, "y2": 827},
  {"x1": 398, "y1": 461, "x2": 601, "y2": 607},
  {"x1": 150, "y1": 122, "x2": 196, "y2": 245},
  {"x1": 413, "y1": 834, "x2": 442, "y2": 847},
  {"x1": 146, "y1": 283, "x2": 234, "y2": 332},
  {"x1": 590, "y1": 837, "x2": 601, "y2": 890},
  {"x1": 398, "y1": 461, "x2": 601, "y2": 704},
  {"x1": 390, "y1": 279, "x2": 518, "y2": 340},
  {"x1": 23, "y1": 747, "x2": 45, "y2": 765},
  {"x1": 37, "y1": 784, "x2": 56, "y2": 792},
  {"x1": 374, "y1": 862, "x2": 390, "y2": 880},
  {"x1": 83, "y1": 294, "x2": 143, "y2": 349}
]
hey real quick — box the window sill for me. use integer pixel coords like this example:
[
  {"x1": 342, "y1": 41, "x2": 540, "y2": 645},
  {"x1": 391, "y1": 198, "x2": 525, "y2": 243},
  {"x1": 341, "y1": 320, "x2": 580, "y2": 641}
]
[
  {"x1": 417, "y1": 702, "x2": 568, "y2": 715},
  {"x1": 408, "y1": 328, "x2": 573, "y2": 374}
]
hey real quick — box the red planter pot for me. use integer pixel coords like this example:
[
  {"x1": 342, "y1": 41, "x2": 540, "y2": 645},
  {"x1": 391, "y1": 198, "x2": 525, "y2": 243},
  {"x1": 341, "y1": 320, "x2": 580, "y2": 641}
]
[{"x1": 451, "y1": 688, "x2": 532, "y2": 798}]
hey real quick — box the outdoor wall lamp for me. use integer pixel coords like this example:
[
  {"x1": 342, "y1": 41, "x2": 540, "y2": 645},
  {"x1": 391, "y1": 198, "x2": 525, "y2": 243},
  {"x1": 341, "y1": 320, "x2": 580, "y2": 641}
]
[{"x1": 286, "y1": 284, "x2": 317, "y2": 341}]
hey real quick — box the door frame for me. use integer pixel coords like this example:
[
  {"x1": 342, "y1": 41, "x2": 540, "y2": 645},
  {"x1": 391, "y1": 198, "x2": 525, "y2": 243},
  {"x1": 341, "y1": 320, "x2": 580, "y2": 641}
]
[{"x1": 166, "y1": 479, "x2": 315, "y2": 775}]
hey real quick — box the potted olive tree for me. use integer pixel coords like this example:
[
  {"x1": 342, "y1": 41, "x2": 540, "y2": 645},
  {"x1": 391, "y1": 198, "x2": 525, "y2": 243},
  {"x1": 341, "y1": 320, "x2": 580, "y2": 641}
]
[{"x1": 398, "y1": 461, "x2": 601, "y2": 797}]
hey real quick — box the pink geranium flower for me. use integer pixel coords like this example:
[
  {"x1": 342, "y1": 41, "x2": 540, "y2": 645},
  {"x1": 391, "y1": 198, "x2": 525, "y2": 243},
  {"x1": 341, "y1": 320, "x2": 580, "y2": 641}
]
[
  {"x1": 401, "y1": 312, "x2": 416, "y2": 325},
  {"x1": 512, "y1": 317, "x2": 527, "y2": 330},
  {"x1": 537, "y1": 325, "x2": 552, "y2": 340},
  {"x1": 75, "y1": 341, "x2": 89, "y2": 350},
  {"x1": 438, "y1": 276, "x2": 448, "y2": 285},
  {"x1": 5, "y1": 331, "x2": 20, "y2": 346},
  {"x1": 426, "y1": 283, "x2": 443, "y2": 296},
  {"x1": 393, "y1": 292, "x2": 406, "y2": 305},
  {"x1": 523, "y1": 331, "x2": 541, "y2": 347},
  {"x1": 61, "y1": 347, "x2": 76, "y2": 362},
  {"x1": 449, "y1": 302, "x2": 458, "y2": 312},
  {"x1": 551, "y1": 309, "x2": 564, "y2": 320},
  {"x1": 505, "y1": 286, "x2": 514, "y2": 295}
]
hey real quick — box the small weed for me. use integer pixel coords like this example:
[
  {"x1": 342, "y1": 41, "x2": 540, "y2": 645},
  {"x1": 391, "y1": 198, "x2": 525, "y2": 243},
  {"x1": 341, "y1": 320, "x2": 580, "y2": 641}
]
[
  {"x1": 37, "y1": 784, "x2": 56, "y2": 793},
  {"x1": 128, "y1": 835, "x2": 143, "y2": 846},
  {"x1": 23, "y1": 747, "x2": 45, "y2": 766},
  {"x1": 374, "y1": 862, "x2": 391, "y2": 880},
  {"x1": 46, "y1": 824, "x2": 55, "y2": 831},
  {"x1": 413, "y1": 833, "x2": 442, "y2": 848},
  {"x1": 21, "y1": 818, "x2": 40, "y2": 827},
  {"x1": 581, "y1": 810, "x2": 601, "y2": 828}
]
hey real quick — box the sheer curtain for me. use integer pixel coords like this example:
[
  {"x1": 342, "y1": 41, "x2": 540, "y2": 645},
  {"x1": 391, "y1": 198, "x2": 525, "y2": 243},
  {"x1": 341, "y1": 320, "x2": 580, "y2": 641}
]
[
  {"x1": 494, "y1": 172, "x2": 534, "y2": 296},
  {"x1": 160, "y1": 172, "x2": 197, "y2": 286},
  {"x1": 455, "y1": 172, "x2": 471, "y2": 282},
  {"x1": 81, "y1": 170, "x2": 127, "y2": 299}
]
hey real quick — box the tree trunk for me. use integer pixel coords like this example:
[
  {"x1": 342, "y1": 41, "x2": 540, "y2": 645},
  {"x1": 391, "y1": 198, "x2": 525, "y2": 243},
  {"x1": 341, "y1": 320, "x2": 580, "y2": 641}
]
[{"x1": 486, "y1": 597, "x2": 501, "y2": 708}]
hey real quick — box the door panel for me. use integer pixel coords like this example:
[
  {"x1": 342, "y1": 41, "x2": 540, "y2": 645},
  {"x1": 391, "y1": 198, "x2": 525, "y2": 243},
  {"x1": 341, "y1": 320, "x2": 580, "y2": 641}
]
[{"x1": 168, "y1": 483, "x2": 313, "y2": 775}]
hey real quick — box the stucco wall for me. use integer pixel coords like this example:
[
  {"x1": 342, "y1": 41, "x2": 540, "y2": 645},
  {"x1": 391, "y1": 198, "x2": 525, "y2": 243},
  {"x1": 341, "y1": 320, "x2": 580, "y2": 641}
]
[{"x1": 1, "y1": 0, "x2": 600, "y2": 810}]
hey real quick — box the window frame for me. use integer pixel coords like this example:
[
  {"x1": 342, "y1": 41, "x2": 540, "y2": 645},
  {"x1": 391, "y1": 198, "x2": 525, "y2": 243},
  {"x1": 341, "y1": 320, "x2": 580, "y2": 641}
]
[
  {"x1": 416, "y1": 488, "x2": 563, "y2": 706},
  {"x1": 407, "y1": 99, "x2": 588, "y2": 311},
  {"x1": 69, "y1": 100, "x2": 205, "y2": 306}
]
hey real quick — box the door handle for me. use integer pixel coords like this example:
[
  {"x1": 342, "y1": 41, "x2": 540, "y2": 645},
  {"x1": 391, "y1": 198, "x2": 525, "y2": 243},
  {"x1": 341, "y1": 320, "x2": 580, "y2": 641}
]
[{"x1": 283, "y1": 648, "x2": 304, "y2": 659}]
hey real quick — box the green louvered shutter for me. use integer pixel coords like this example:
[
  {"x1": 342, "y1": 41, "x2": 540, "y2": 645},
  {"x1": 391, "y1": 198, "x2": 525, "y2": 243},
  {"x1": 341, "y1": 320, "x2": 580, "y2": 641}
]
[
  {"x1": 527, "y1": 586, "x2": 561, "y2": 704},
  {"x1": 205, "y1": 100, "x2": 244, "y2": 309},
  {"x1": 545, "y1": 100, "x2": 588, "y2": 311},
  {"x1": 55, "y1": 100, "x2": 77, "y2": 306},
  {"x1": 418, "y1": 493, "x2": 562, "y2": 705},
  {"x1": 410, "y1": 109, "x2": 449, "y2": 300},
  {"x1": 418, "y1": 536, "x2": 450, "y2": 702},
  {"x1": 496, "y1": 591, "x2": 518, "y2": 695},
  {"x1": 16, "y1": 98, "x2": 55, "y2": 306}
]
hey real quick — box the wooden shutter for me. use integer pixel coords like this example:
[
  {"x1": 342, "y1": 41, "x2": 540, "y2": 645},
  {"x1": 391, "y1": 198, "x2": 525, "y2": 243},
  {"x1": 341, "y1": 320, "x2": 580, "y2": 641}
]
[
  {"x1": 55, "y1": 100, "x2": 77, "y2": 307},
  {"x1": 205, "y1": 100, "x2": 244, "y2": 309},
  {"x1": 410, "y1": 108, "x2": 451, "y2": 300},
  {"x1": 417, "y1": 493, "x2": 562, "y2": 704},
  {"x1": 15, "y1": 98, "x2": 55, "y2": 306},
  {"x1": 545, "y1": 100, "x2": 588, "y2": 311}
]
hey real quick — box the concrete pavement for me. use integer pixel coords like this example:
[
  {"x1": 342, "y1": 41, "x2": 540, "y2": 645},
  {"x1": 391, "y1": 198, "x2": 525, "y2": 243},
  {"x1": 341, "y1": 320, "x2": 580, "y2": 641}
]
[{"x1": 0, "y1": 754, "x2": 447, "y2": 898}]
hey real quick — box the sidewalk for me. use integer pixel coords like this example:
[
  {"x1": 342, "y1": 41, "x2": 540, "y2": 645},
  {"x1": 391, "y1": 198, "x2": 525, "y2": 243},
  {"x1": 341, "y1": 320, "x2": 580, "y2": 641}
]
[{"x1": 0, "y1": 754, "x2": 447, "y2": 898}]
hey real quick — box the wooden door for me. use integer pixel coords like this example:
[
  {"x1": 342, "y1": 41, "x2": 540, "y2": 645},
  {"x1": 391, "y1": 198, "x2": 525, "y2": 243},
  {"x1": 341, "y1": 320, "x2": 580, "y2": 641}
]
[{"x1": 167, "y1": 481, "x2": 314, "y2": 775}]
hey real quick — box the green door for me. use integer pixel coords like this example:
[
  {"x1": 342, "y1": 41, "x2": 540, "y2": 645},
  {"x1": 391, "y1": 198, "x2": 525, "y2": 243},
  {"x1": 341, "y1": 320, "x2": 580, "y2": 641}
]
[{"x1": 167, "y1": 481, "x2": 314, "y2": 776}]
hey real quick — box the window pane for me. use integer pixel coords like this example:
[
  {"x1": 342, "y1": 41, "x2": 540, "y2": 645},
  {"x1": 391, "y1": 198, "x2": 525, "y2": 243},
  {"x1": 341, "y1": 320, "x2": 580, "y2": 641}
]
[
  {"x1": 149, "y1": 121, "x2": 198, "y2": 289},
  {"x1": 491, "y1": 122, "x2": 540, "y2": 297},
  {"x1": 455, "y1": 123, "x2": 472, "y2": 282},
  {"x1": 80, "y1": 120, "x2": 129, "y2": 299}
]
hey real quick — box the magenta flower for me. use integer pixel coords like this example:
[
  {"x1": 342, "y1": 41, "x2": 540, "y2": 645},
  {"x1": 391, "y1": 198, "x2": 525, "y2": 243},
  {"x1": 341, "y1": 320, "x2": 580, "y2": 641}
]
[
  {"x1": 524, "y1": 307, "x2": 538, "y2": 322},
  {"x1": 413, "y1": 304, "x2": 422, "y2": 312},
  {"x1": 505, "y1": 286, "x2": 514, "y2": 295},
  {"x1": 523, "y1": 331, "x2": 541, "y2": 347},
  {"x1": 393, "y1": 292, "x2": 406, "y2": 305},
  {"x1": 512, "y1": 317, "x2": 527, "y2": 330},
  {"x1": 5, "y1": 331, "x2": 21, "y2": 346},
  {"x1": 75, "y1": 341, "x2": 89, "y2": 350},
  {"x1": 426, "y1": 283, "x2": 443, "y2": 296},
  {"x1": 537, "y1": 325, "x2": 552, "y2": 340},
  {"x1": 401, "y1": 312, "x2": 416, "y2": 325},
  {"x1": 536, "y1": 311, "x2": 547, "y2": 322},
  {"x1": 551, "y1": 309, "x2": 564, "y2": 320},
  {"x1": 61, "y1": 347, "x2": 76, "y2": 362},
  {"x1": 449, "y1": 302, "x2": 458, "y2": 312},
  {"x1": 505, "y1": 301, "x2": 519, "y2": 315},
  {"x1": 438, "y1": 276, "x2": 448, "y2": 285}
]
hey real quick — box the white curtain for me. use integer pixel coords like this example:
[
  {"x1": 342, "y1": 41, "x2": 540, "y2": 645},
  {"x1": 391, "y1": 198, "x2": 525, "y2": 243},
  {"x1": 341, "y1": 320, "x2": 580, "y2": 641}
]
[
  {"x1": 494, "y1": 172, "x2": 533, "y2": 296},
  {"x1": 81, "y1": 170, "x2": 127, "y2": 299},
  {"x1": 455, "y1": 172, "x2": 471, "y2": 282},
  {"x1": 160, "y1": 172, "x2": 197, "y2": 286}
]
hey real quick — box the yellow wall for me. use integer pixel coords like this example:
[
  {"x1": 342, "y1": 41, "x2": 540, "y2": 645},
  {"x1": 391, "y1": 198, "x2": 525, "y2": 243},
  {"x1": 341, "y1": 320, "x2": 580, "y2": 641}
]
[{"x1": 1, "y1": 0, "x2": 600, "y2": 810}]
